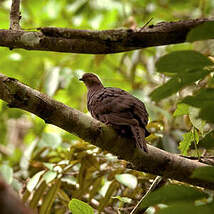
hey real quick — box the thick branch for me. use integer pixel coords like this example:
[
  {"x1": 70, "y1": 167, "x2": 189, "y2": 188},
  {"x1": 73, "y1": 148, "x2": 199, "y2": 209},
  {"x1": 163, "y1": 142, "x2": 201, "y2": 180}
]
[
  {"x1": 0, "y1": 73, "x2": 214, "y2": 190},
  {"x1": 0, "y1": 18, "x2": 213, "y2": 54},
  {"x1": 10, "y1": 0, "x2": 21, "y2": 30}
]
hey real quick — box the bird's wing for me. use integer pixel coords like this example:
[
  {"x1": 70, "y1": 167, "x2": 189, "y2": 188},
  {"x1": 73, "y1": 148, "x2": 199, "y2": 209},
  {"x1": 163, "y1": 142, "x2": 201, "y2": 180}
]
[{"x1": 89, "y1": 87, "x2": 148, "y2": 126}]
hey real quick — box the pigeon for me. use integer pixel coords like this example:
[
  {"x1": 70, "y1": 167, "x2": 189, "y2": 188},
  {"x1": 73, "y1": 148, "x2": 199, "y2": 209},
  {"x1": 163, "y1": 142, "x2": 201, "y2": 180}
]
[{"x1": 80, "y1": 73, "x2": 150, "y2": 152}]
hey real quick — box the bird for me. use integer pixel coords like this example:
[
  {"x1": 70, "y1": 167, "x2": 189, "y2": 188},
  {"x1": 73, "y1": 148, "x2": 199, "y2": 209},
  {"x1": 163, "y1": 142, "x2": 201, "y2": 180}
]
[{"x1": 79, "y1": 73, "x2": 150, "y2": 152}]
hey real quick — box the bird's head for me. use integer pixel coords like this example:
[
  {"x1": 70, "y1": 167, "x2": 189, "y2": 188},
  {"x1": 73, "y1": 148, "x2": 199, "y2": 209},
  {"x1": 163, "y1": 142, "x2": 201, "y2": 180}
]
[{"x1": 79, "y1": 73, "x2": 103, "y2": 89}]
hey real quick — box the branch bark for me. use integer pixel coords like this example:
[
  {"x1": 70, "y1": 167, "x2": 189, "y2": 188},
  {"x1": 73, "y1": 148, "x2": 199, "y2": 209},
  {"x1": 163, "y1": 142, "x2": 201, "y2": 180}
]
[
  {"x1": 0, "y1": 73, "x2": 214, "y2": 190},
  {"x1": 10, "y1": 0, "x2": 21, "y2": 30},
  {"x1": 0, "y1": 18, "x2": 213, "y2": 54}
]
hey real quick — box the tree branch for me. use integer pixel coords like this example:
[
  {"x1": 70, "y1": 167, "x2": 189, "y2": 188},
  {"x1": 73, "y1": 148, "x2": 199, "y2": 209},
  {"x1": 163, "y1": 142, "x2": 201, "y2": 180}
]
[
  {"x1": 0, "y1": 73, "x2": 214, "y2": 190},
  {"x1": 10, "y1": 0, "x2": 21, "y2": 30},
  {"x1": 0, "y1": 18, "x2": 213, "y2": 54}
]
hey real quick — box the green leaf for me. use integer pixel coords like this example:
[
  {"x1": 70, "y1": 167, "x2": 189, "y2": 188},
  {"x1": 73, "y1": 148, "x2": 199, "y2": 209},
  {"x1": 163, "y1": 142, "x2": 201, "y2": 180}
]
[
  {"x1": 68, "y1": 199, "x2": 94, "y2": 214},
  {"x1": 0, "y1": 164, "x2": 13, "y2": 184},
  {"x1": 187, "y1": 21, "x2": 214, "y2": 42},
  {"x1": 89, "y1": 176, "x2": 103, "y2": 201},
  {"x1": 182, "y1": 88, "x2": 214, "y2": 108},
  {"x1": 27, "y1": 170, "x2": 45, "y2": 192},
  {"x1": 39, "y1": 179, "x2": 61, "y2": 214},
  {"x1": 158, "y1": 202, "x2": 214, "y2": 214},
  {"x1": 150, "y1": 70, "x2": 210, "y2": 101},
  {"x1": 156, "y1": 51, "x2": 213, "y2": 74},
  {"x1": 182, "y1": 88, "x2": 214, "y2": 123},
  {"x1": 98, "y1": 181, "x2": 119, "y2": 212},
  {"x1": 38, "y1": 132, "x2": 62, "y2": 149},
  {"x1": 150, "y1": 77, "x2": 181, "y2": 101},
  {"x1": 43, "y1": 170, "x2": 57, "y2": 184},
  {"x1": 198, "y1": 131, "x2": 214, "y2": 149},
  {"x1": 189, "y1": 107, "x2": 205, "y2": 133},
  {"x1": 112, "y1": 196, "x2": 132, "y2": 203},
  {"x1": 29, "y1": 181, "x2": 47, "y2": 209},
  {"x1": 115, "y1": 173, "x2": 137, "y2": 189},
  {"x1": 139, "y1": 184, "x2": 208, "y2": 209},
  {"x1": 179, "y1": 131, "x2": 194, "y2": 155},
  {"x1": 191, "y1": 166, "x2": 214, "y2": 183},
  {"x1": 173, "y1": 103, "x2": 189, "y2": 116},
  {"x1": 199, "y1": 104, "x2": 214, "y2": 123}
]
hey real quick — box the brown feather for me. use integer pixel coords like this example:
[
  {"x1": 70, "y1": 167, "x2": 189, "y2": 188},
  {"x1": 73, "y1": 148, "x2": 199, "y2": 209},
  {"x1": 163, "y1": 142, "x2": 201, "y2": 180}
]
[{"x1": 80, "y1": 73, "x2": 150, "y2": 152}]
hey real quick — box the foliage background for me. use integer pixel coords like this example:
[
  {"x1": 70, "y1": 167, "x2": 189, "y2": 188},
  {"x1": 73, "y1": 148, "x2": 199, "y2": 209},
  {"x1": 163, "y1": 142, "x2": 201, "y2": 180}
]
[{"x1": 0, "y1": 0, "x2": 214, "y2": 213}]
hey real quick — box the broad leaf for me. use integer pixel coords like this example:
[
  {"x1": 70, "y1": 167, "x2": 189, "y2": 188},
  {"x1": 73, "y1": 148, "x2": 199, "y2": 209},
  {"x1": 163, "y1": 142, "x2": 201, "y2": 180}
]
[
  {"x1": 139, "y1": 184, "x2": 208, "y2": 209},
  {"x1": 198, "y1": 131, "x2": 214, "y2": 149},
  {"x1": 191, "y1": 166, "x2": 214, "y2": 183},
  {"x1": 182, "y1": 88, "x2": 214, "y2": 108},
  {"x1": 182, "y1": 88, "x2": 214, "y2": 123},
  {"x1": 179, "y1": 131, "x2": 194, "y2": 155},
  {"x1": 199, "y1": 104, "x2": 214, "y2": 123},
  {"x1": 173, "y1": 103, "x2": 189, "y2": 116},
  {"x1": 68, "y1": 198, "x2": 94, "y2": 214},
  {"x1": 158, "y1": 202, "x2": 214, "y2": 214},
  {"x1": 156, "y1": 51, "x2": 213, "y2": 74},
  {"x1": 150, "y1": 70, "x2": 210, "y2": 101},
  {"x1": 187, "y1": 21, "x2": 214, "y2": 42},
  {"x1": 189, "y1": 107, "x2": 205, "y2": 133}
]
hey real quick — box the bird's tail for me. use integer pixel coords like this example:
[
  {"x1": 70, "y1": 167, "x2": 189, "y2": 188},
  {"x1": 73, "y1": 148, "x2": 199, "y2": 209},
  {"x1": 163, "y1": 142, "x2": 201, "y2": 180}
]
[{"x1": 131, "y1": 125, "x2": 148, "y2": 153}]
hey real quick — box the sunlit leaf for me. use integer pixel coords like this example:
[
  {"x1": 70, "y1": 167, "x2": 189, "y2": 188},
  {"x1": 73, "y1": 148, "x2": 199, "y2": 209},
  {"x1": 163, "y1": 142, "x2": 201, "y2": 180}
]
[
  {"x1": 38, "y1": 132, "x2": 62, "y2": 149},
  {"x1": 27, "y1": 170, "x2": 45, "y2": 192},
  {"x1": 115, "y1": 174, "x2": 137, "y2": 189},
  {"x1": 43, "y1": 162, "x2": 55, "y2": 170},
  {"x1": 179, "y1": 131, "x2": 194, "y2": 155},
  {"x1": 68, "y1": 198, "x2": 94, "y2": 214},
  {"x1": 189, "y1": 107, "x2": 205, "y2": 133},
  {"x1": 112, "y1": 196, "x2": 132, "y2": 203},
  {"x1": 45, "y1": 68, "x2": 60, "y2": 96},
  {"x1": 0, "y1": 164, "x2": 13, "y2": 184},
  {"x1": 43, "y1": 170, "x2": 57, "y2": 184},
  {"x1": 173, "y1": 103, "x2": 189, "y2": 117}
]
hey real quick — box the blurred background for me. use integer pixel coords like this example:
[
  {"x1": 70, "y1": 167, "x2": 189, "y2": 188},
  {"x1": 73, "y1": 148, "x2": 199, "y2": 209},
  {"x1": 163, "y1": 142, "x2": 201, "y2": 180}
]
[{"x1": 0, "y1": 0, "x2": 214, "y2": 213}]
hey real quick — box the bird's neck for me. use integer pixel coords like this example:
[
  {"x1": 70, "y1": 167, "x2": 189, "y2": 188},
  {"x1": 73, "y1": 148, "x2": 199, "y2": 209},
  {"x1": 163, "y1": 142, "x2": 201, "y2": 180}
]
[
  {"x1": 87, "y1": 84, "x2": 104, "y2": 97},
  {"x1": 88, "y1": 83, "x2": 104, "y2": 91}
]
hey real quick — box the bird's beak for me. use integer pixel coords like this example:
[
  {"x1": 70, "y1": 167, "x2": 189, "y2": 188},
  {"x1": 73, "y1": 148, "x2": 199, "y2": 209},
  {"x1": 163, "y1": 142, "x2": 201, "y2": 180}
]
[{"x1": 79, "y1": 78, "x2": 83, "y2": 81}]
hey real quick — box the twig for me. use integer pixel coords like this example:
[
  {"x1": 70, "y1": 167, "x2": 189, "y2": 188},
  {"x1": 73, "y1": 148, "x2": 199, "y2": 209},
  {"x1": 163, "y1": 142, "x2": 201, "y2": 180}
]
[
  {"x1": 138, "y1": 17, "x2": 153, "y2": 31},
  {"x1": 130, "y1": 176, "x2": 166, "y2": 214},
  {"x1": 10, "y1": 0, "x2": 21, "y2": 30}
]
